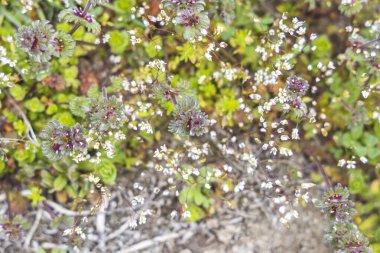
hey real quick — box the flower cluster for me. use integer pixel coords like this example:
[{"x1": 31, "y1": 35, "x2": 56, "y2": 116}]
[
  {"x1": 153, "y1": 82, "x2": 195, "y2": 104},
  {"x1": 40, "y1": 120, "x2": 87, "y2": 161},
  {"x1": 1, "y1": 222, "x2": 22, "y2": 239},
  {"x1": 58, "y1": 7, "x2": 101, "y2": 34},
  {"x1": 86, "y1": 95, "x2": 127, "y2": 132},
  {"x1": 168, "y1": 96, "x2": 210, "y2": 137},
  {"x1": 162, "y1": 0, "x2": 205, "y2": 11},
  {"x1": 281, "y1": 75, "x2": 310, "y2": 117},
  {"x1": 316, "y1": 185, "x2": 372, "y2": 253},
  {"x1": 66, "y1": 90, "x2": 128, "y2": 163},
  {"x1": 316, "y1": 185, "x2": 356, "y2": 221},
  {"x1": 0, "y1": 72, "x2": 13, "y2": 92},
  {"x1": 162, "y1": 0, "x2": 209, "y2": 40},
  {"x1": 14, "y1": 21, "x2": 75, "y2": 63},
  {"x1": 285, "y1": 76, "x2": 309, "y2": 97},
  {"x1": 15, "y1": 21, "x2": 55, "y2": 62},
  {"x1": 63, "y1": 226, "x2": 86, "y2": 245},
  {"x1": 339, "y1": 0, "x2": 368, "y2": 16},
  {"x1": 174, "y1": 9, "x2": 210, "y2": 41},
  {"x1": 0, "y1": 215, "x2": 28, "y2": 240}
]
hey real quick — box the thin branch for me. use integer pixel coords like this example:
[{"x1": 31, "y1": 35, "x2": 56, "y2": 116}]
[
  {"x1": 116, "y1": 230, "x2": 192, "y2": 253},
  {"x1": 44, "y1": 200, "x2": 91, "y2": 216},
  {"x1": 23, "y1": 208, "x2": 43, "y2": 248},
  {"x1": 311, "y1": 154, "x2": 332, "y2": 190},
  {"x1": 359, "y1": 36, "x2": 380, "y2": 49},
  {"x1": 0, "y1": 138, "x2": 26, "y2": 143},
  {"x1": 5, "y1": 190, "x2": 13, "y2": 220},
  {"x1": 5, "y1": 92, "x2": 39, "y2": 146}
]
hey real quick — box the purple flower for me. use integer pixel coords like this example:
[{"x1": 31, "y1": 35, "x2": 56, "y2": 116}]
[
  {"x1": 180, "y1": 9, "x2": 200, "y2": 27},
  {"x1": 286, "y1": 76, "x2": 309, "y2": 96},
  {"x1": 73, "y1": 7, "x2": 93, "y2": 23}
]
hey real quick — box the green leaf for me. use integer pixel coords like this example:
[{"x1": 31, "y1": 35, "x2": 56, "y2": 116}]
[
  {"x1": 54, "y1": 175, "x2": 68, "y2": 191},
  {"x1": 53, "y1": 112, "x2": 76, "y2": 126},
  {"x1": 350, "y1": 124, "x2": 363, "y2": 140},
  {"x1": 27, "y1": 186, "x2": 46, "y2": 207},
  {"x1": 114, "y1": 0, "x2": 136, "y2": 13},
  {"x1": 46, "y1": 104, "x2": 58, "y2": 115},
  {"x1": 95, "y1": 159, "x2": 117, "y2": 185},
  {"x1": 312, "y1": 35, "x2": 332, "y2": 58},
  {"x1": 24, "y1": 97, "x2": 46, "y2": 113},
  {"x1": 362, "y1": 133, "x2": 378, "y2": 147},
  {"x1": 0, "y1": 160, "x2": 5, "y2": 175},
  {"x1": 108, "y1": 30, "x2": 130, "y2": 54},
  {"x1": 349, "y1": 170, "x2": 369, "y2": 194},
  {"x1": 13, "y1": 120, "x2": 26, "y2": 134},
  {"x1": 10, "y1": 85, "x2": 27, "y2": 101},
  {"x1": 185, "y1": 204, "x2": 205, "y2": 222},
  {"x1": 194, "y1": 189, "x2": 208, "y2": 207}
]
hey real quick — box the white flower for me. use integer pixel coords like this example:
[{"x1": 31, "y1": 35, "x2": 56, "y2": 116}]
[
  {"x1": 241, "y1": 153, "x2": 258, "y2": 168},
  {"x1": 170, "y1": 210, "x2": 178, "y2": 219},
  {"x1": 234, "y1": 181, "x2": 245, "y2": 193},
  {"x1": 346, "y1": 160, "x2": 356, "y2": 169},
  {"x1": 337, "y1": 159, "x2": 346, "y2": 167},
  {"x1": 63, "y1": 228, "x2": 72, "y2": 236},
  {"x1": 301, "y1": 183, "x2": 315, "y2": 189},
  {"x1": 88, "y1": 174, "x2": 100, "y2": 184},
  {"x1": 291, "y1": 128, "x2": 300, "y2": 140},
  {"x1": 183, "y1": 210, "x2": 191, "y2": 218},
  {"x1": 302, "y1": 192, "x2": 310, "y2": 203},
  {"x1": 261, "y1": 181, "x2": 273, "y2": 189},
  {"x1": 139, "y1": 122, "x2": 153, "y2": 134},
  {"x1": 361, "y1": 90, "x2": 370, "y2": 99},
  {"x1": 222, "y1": 184, "x2": 230, "y2": 192},
  {"x1": 360, "y1": 156, "x2": 368, "y2": 164}
]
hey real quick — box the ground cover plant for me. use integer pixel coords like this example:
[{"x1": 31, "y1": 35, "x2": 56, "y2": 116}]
[{"x1": 0, "y1": 0, "x2": 379, "y2": 252}]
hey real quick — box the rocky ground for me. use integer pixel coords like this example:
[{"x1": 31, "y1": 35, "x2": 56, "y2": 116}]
[{"x1": 0, "y1": 173, "x2": 332, "y2": 253}]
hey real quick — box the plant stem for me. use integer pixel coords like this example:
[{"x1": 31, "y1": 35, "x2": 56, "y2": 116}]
[
  {"x1": 6, "y1": 190, "x2": 13, "y2": 220},
  {"x1": 360, "y1": 36, "x2": 380, "y2": 49},
  {"x1": 68, "y1": 22, "x2": 81, "y2": 35},
  {"x1": 5, "y1": 91, "x2": 39, "y2": 146},
  {"x1": 170, "y1": 93, "x2": 177, "y2": 105},
  {"x1": 0, "y1": 6, "x2": 21, "y2": 27},
  {"x1": 312, "y1": 154, "x2": 332, "y2": 190},
  {"x1": 0, "y1": 138, "x2": 26, "y2": 143}
]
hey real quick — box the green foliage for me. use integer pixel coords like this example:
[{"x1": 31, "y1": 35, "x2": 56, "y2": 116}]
[
  {"x1": 10, "y1": 85, "x2": 27, "y2": 101},
  {"x1": 27, "y1": 186, "x2": 46, "y2": 207},
  {"x1": 24, "y1": 97, "x2": 46, "y2": 113},
  {"x1": 179, "y1": 167, "x2": 216, "y2": 221},
  {"x1": 94, "y1": 159, "x2": 117, "y2": 185},
  {"x1": 107, "y1": 30, "x2": 130, "y2": 54}
]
